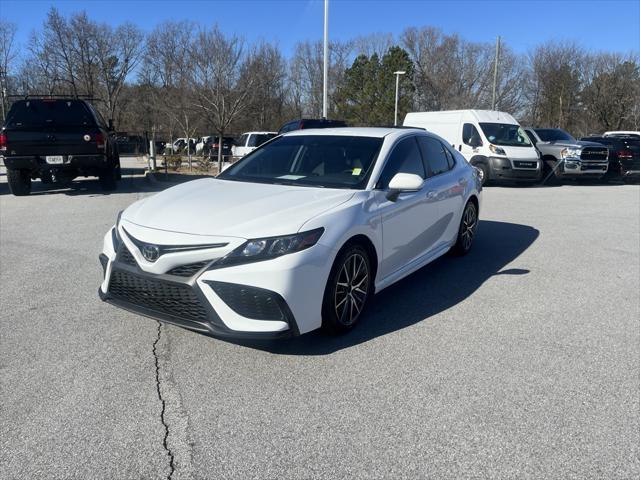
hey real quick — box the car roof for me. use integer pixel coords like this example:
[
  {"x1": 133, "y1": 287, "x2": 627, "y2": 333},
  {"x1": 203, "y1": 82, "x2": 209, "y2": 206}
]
[
  {"x1": 283, "y1": 127, "x2": 424, "y2": 139},
  {"x1": 241, "y1": 131, "x2": 277, "y2": 135}
]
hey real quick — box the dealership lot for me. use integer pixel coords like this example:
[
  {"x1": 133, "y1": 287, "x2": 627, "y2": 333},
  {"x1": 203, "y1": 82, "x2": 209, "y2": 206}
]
[{"x1": 1, "y1": 161, "x2": 638, "y2": 479}]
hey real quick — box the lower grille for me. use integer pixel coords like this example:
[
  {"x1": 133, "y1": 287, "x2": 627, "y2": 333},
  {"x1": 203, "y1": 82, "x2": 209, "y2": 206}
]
[
  {"x1": 581, "y1": 147, "x2": 608, "y2": 161},
  {"x1": 166, "y1": 261, "x2": 210, "y2": 277},
  {"x1": 108, "y1": 269, "x2": 209, "y2": 321},
  {"x1": 513, "y1": 160, "x2": 537, "y2": 169},
  {"x1": 581, "y1": 163, "x2": 607, "y2": 171},
  {"x1": 206, "y1": 281, "x2": 286, "y2": 321},
  {"x1": 118, "y1": 246, "x2": 137, "y2": 266}
]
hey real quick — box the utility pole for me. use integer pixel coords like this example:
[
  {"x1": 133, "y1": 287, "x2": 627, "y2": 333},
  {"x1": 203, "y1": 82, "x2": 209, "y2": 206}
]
[
  {"x1": 394, "y1": 71, "x2": 406, "y2": 126},
  {"x1": 322, "y1": 0, "x2": 329, "y2": 119},
  {"x1": 491, "y1": 36, "x2": 501, "y2": 111}
]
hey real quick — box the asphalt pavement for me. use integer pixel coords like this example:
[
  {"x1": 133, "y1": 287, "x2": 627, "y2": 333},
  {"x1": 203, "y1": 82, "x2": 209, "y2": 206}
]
[{"x1": 1, "y1": 160, "x2": 638, "y2": 479}]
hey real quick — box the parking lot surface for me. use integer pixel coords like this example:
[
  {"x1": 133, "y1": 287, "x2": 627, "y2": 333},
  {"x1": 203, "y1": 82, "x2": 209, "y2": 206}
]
[{"x1": 1, "y1": 160, "x2": 638, "y2": 479}]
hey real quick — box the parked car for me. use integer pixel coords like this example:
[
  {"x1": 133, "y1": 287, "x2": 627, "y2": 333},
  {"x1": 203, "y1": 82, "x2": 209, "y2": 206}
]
[
  {"x1": 524, "y1": 128, "x2": 609, "y2": 180},
  {"x1": 195, "y1": 136, "x2": 212, "y2": 154},
  {"x1": 115, "y1": 133, "x2": 147, "y2": 155},
  {"x1": 580, "y1": 134, "x2": 640, "y2": 179},
  {"x1": 204, "y1": 136, "x2": 234, "y2": 158},
  {"x1": 0, "y1": 97, "x2": 120, "y2": 195},
  {"x1": 166, "y1": 138, "x2": 197, "y2": 154},
  {"x1": 404, "y1": 110, "x2": 542, "y2": 185},
  {"x1": 98, "y1": 127, "x2": 481, "y2": 338},
  {"x1": 604, "y1": 131, "x2": 640, "y2": 138},
  {"x1": 277, "y1": 118, "x2": 347, "y2": 134},
  {"x1": 232, "y1": 131, "x2": 277, "y2": 158}
]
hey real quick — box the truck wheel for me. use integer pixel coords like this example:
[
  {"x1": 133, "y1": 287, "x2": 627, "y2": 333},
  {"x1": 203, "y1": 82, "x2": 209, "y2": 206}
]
[
  {"x1": 477, "y1": 164, "x2": 489, "y2": 186},
  {"x1": 98, "y1": 166, "x2": 118, "y2": 191},
  {"x1": 7, "y1": 168, "x2": 32, "y2": 196}
]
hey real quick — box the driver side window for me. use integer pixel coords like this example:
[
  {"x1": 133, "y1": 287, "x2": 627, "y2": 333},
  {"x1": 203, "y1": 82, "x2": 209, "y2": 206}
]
[
  {"x1": 376, "y1": 137, "x2": 425, "y2": 189},
  {"x1": 462, "y1": 123, "x2": 482, "y2": 147}
]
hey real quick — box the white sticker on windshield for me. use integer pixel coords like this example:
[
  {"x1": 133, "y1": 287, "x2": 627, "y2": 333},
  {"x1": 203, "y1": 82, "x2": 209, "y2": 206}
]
[{"x1": 277, "y1": 175, "x2": 306, "y2": 180}]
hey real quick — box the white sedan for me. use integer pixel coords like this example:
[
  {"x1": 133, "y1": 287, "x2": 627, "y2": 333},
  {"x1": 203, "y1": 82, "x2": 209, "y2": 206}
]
[{"x1": 99, "y1": 128, "x2": 482, "y2": 338}]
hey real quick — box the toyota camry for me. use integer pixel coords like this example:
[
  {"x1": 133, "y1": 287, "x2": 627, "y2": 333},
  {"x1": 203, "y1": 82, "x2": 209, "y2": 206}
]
[{"x1": 98, "y1": 127, "x2": 482, "y2": 338}]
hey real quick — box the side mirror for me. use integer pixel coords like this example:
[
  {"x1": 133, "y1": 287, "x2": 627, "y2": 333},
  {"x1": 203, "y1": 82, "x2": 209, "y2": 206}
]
[{"x1": 387, "y1": 172, "x2": 424, "y2": 201}]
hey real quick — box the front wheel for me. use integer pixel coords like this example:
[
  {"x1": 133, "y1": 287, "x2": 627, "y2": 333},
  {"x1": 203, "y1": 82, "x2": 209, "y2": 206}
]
[
  {"x1": 476, "y1": 164, "x2": 489, "y2": 186},
  {"x1": 7, "y1": 168, "x2": 32, "y2": 196},
  {"x1": 451, "y1": 200, "x2": 478, "y2": 255},
  {"x1": 322, "y1": 244, "x2": 373, "y2": 334}
]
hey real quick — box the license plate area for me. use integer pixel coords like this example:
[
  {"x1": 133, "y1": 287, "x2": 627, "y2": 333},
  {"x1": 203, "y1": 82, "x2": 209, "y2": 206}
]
[{"x1": 45, "y1": 155, "x2": 65, "y2": 164}]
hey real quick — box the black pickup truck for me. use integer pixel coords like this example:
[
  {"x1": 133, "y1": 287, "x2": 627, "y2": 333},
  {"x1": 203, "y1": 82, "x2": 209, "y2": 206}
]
[{"x1": 0, "y1": 98, "x2": 120, "y2": 195}]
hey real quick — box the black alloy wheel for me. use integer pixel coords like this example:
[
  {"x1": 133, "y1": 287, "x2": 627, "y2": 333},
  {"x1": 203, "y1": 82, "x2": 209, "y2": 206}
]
[{"x1": 322, "y1": 244, "x2": 372, "y2": 333}]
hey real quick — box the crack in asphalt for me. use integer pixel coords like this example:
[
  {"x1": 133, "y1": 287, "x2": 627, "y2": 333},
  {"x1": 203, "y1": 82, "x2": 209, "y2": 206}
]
[{"x1": 153, "y1": 321, "x2": 176, "y2": 480}]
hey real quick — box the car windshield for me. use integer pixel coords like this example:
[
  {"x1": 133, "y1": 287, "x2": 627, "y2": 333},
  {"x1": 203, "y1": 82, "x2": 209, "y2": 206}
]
[
  {"x1": 219, "y1": 135, "x2": 383, "y2": 189},
  {"x1": 479, "y1": 123, "x2": 532, "y2": 147},
  {"x1": 5, "y1": 100, "x2": 96, "y2": 127},
  {"x1": 535, "y1": 129, "x2": 575, "y2": 142}
]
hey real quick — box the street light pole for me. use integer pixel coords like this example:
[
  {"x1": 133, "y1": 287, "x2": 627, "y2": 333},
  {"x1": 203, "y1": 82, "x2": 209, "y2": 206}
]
[
  {"x1": 322, "y1": 0, "x2": 329, "y2": 119},
  {"x1": 393, "y1": 70, "x2": 406, "y2": 126}
]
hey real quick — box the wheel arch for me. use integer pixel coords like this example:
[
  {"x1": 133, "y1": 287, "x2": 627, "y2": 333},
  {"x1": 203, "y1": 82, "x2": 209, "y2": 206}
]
[{"x1": 333, "y1": 233, "x2": 379, "y2": 294}]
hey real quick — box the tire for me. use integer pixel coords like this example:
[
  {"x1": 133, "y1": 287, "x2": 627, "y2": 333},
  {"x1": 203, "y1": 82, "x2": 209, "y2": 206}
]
[
  {"x1": 7, "y1": 168, "x2": 32, "y2": 196},
  {"x1": 98, "y1": 165, "x2": 118, "y2": 191},
  {"x1": 322, "y1": 244, "x2": 373, "y2": 334},
  {"x1": 115, "y1": 156, "x2": 122, "y2": 180},
  {"x1": 477, "y1": 163, "x2": 489, "y2": 186},
  {"x1": 451, "y1": 200, "x2": 478, "y2": 256}
]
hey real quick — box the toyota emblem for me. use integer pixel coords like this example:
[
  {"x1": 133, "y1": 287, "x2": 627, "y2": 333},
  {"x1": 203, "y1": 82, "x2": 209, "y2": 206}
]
[{"x1": 142, "y1": 244, "x2": 160, "y2": 262}]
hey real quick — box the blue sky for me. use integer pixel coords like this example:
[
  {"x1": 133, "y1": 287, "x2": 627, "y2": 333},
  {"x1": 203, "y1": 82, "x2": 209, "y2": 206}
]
[{"x1": 1, "y1": 0, "x2": 638, "y2": 58}]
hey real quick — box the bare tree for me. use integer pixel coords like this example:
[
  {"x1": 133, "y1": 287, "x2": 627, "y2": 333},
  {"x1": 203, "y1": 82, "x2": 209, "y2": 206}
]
[
  {"x1": 191, "y1": 25, "x2": 254, "y2": 170},
  {"x1": 288, "y1": 40, "x2": 352, "y2": 117},
  {"x1": 0, "y1": 20, "x2": 18, "y2": 119}
]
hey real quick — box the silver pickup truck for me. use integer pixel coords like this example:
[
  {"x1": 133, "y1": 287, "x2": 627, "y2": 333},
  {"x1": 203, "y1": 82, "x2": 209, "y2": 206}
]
[{"x1": 524, "y1": 128, "x2": 609, "y2": 180}]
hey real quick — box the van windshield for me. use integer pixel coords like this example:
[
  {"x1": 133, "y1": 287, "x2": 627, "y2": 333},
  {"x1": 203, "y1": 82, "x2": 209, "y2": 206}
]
[{"x1": 479, "y1": 123, "x2": 532, "y2": 147}]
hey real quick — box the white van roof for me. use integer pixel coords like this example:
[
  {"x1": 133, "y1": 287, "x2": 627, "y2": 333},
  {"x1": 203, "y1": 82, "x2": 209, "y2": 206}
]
[{"x1": 404, "y1": 109, "x2": 520, "y2": 125}]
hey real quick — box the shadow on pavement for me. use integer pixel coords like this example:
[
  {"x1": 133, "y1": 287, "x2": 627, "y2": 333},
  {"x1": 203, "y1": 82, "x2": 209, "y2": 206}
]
[
  {"x1": 232, "y1": 219, "x2": 539, "y2": 355},
  {"x1": 0, "y1": 167, "x2": 165, "y2": 196}
]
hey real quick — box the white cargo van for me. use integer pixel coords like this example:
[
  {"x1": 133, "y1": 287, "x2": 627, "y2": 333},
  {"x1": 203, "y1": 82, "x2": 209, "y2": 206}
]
[{"x1": 403, "y1": 110, "x2": 542, "y2": 184}]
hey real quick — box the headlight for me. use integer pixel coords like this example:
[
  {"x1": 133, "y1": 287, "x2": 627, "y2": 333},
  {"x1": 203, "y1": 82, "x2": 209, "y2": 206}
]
[
  {"x1": 489, "y1": 144, "x2": 506, "y2": 156},
  {"x1": 561, "y1": 147, "x2": 581, "y2": 160},
  {"x1": 211, "y1": 228, "x2": 324, "y2": 268}
]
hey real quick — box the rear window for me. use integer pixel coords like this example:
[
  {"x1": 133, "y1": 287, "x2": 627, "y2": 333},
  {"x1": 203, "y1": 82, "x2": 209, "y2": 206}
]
[
  {"x1": 5, "y1": 100, "x2": 96, "y2": 127},
  {"x1": 248, "y1": 134, "x2": 276, "y2": 147}
]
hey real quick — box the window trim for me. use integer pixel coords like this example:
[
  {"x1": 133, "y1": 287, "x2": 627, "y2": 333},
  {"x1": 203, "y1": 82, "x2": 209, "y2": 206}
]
[{"x1": 374, "y1": 134, "x2": 426, "y2": 190}]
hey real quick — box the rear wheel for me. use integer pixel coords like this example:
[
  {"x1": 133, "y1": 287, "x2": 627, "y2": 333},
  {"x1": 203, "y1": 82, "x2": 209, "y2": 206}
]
[
  {"x1": 322, "y1": 244, "x2": 373, "y2": 334},
  {"x1": 452, "y1": 200, "x2": 478, "y2": 255},
  {"x1": 7, "y1": 168, "x2": 32, "y2": 196},
  {"x1": 98, "y1": 165, "x2": 117, "y2": 191}
]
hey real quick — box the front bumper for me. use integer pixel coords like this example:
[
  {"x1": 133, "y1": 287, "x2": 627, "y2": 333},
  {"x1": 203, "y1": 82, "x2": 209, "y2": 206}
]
[
  {"x1": 561, "y1": 158, "x2": 608, "y2": 177},
  {"x1": 488, "y1": 156, "x2": 542, "y2": 182},
  {"x1": 98, "y1": 225, "x2": 333, "y2": 338}
]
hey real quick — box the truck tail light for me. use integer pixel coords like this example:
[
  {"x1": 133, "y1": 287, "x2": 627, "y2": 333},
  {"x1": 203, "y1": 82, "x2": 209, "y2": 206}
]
[
  {"x1": 0, "y1": 133, "x2": 6, "y2": 152},
  {"x1": 617, "y1": 149, "x2": 633, "y2": 159},
  {"x1": 95, "y1": 133, "x2": 105, "y2": 149}
]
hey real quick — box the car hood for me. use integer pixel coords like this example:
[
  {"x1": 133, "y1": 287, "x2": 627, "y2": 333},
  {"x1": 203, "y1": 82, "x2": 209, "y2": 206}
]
[
  {"x1": 122, "y1": 178, "x2": 356, "y2": 238},
  {"x1": 544, "y1": 140, "x2": 605, "y2": 148}
]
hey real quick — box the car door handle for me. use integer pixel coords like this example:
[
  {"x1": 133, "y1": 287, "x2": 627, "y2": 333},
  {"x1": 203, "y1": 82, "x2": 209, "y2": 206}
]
[{"x1": 426, "y1": 190, "x2": 437, "y2": 199}]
